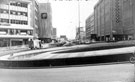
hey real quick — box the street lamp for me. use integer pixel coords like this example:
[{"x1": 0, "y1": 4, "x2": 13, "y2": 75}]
[
  {"x1": 78, "y1": 0, "x2": 80, "y2": 28},
  {"x1": 77, "y1": 0, "x2": 81, "y2": 43}
]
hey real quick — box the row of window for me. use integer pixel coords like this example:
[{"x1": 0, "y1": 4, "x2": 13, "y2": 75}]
[
  {"x1": 11, "y1": 20, "x2": 28, "y2": 25},
  {"x1": 0, "y1": 29, "x2": 33, "y2": 35},
  {"x1": 0, "y1": 9, "x2": 9, "y2": 13},
  {"x1": 10, "y1": 2, "x2": 28, "y2": 8},
  {"x1": 0, "y1": 9, "x2": 27, "y2": 16},
  {"x1": 10, "y1": 10, "x2": 27, "y2": 16},
  {"x1": 0, "y1": 19, "x2": 9, "y2": 23},
  {"x1": 0, "y1": 19, "x2": 28, "y2": 25},
  {"x1": 115, "y1": 0, "x2": 121, "y2": 23}
]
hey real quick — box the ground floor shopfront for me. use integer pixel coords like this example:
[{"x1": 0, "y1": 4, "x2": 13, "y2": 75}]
[
  {"x1": 0, "y1": 25, "x2": 34, "y2": 47},
  {"x1": 96, "y1": 34, "x2": 134, "y2": 42},
  {"x1": 0, "y1": 38, "x2": 30, "y2": 47},
  {"x1": 87, "y1": 33, "x2": 135, "y2": 42}
]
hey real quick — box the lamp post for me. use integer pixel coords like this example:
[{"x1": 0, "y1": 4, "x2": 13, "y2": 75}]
[
  {"x1": 77, "y1": 0, "x2": 81, "y2": 43},
  {"x1": 78, "y1": 0, "x2": 80, "y2": 28}
]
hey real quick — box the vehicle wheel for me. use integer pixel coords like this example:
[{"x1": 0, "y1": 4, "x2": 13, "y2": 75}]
[{"x1": 130, "y1": 57, "x2": 135, "y2": 64}]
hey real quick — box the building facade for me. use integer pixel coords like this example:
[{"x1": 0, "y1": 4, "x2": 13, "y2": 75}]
[
  {"x1": 0, "y1": 0, "x2": 39, "y2": 47},
  {"x1": 76, "y1": 27, "x2": 85, "y2": 43},
  {"x1": 85, "y1": 14, "x2": 96, "y2": 41},
  {"x1": 39, "y1": 3, "x2": 52, "y2": 43},
  {"x1": 94, "y1": 0, "x2": 135, "y2": 41},
  {"x1": 94, "y1": 0, "x2": 123, "y2": 41},
  {"x1": 52, "y1": 27, "x2": 57, "y2": 39},
  {"x1": 122, "y1": 0, "x2": 135, "y2": 40},
  {"x1": 30, "y1": 0, "x2": 39, "y2": 39},
  {"x1": 60, "y1": 35, "x2": 68, "y2": 42}
]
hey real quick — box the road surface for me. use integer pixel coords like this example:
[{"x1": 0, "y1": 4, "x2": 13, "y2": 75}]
[{"x1": 0, "y1": 63, "x2": 134, "y2": 82}]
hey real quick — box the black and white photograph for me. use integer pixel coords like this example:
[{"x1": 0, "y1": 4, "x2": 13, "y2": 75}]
[{"x1": 0, "y1": 0, "x2": 135, "y2": 82}]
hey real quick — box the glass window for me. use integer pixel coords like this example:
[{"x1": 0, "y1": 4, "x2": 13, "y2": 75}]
[
  {"x1": 0, "y1": 9, "x2": 9, "y2": 14},
  {"x1": 15, "y1": 20, "x2": 19, "y2": 24},
  {"x1": 18, "y1": 12, "x2": 21, "y2": 15},
  {"x1": 17, "y1": 2, "x2": 21, "y2": 6},
  {"x1": 23, "y1": 3, "x2": 28, "y2": 8},
  {"x1": 21, "y1": 12, "x2": 28, "y2": 16},
  {"x1": 20, "y1": 3, "x2": 28, "y2": 8},
  {"x1": 13, "y1": 11, "x2": 16, "y2": 15},
  {"x1": 0, "y1": 19, "x2": 9, "y2": 23},
  {"x1": 3, "y1": 10, "x2": 8, "y2": 14},
  {"x1": 11, "y1": 20, "x2": 16, "y2": 24}
]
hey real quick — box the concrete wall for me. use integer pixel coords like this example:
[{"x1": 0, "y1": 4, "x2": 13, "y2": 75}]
[
  {"x1": 94, "y1": 0, "x2": 125, "y2": 40},
  {"x1": 39, "y1": 3, "x2": 52, "y2": 39}
]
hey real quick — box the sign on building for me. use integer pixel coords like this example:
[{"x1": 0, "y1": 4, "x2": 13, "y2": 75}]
[{"x1": 41, "y1": 13, "x2": 47, "y2": 19}]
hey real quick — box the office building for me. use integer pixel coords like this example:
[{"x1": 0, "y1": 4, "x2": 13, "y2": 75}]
[
  {"x1": 94, "y1": 0, "x2": 135, "y2": 41},
  {"x1": 94, "y1": 0, "x2": 123, "y2": 41},
  {"x1": 76, "y1": 27, "x2": 85, "y2": 42},
  {"x1": 122, "y1": 0, "x2": 135, "y2": 40},
  {"x1": 38, "y1": 3, "x2": 52, "y2": 43},
  {"x1": 60, "y1": 35, "x2": 67, "y2": 41},
  {"x1": 85, "y1": 14, "x2": 96, "y2": 41},
  {"x1": 52, "y1": 27, "x2": 57, "y2": 39},
  {"x1": 0, "y1": 0, "x2": 39, "y2": 47}
]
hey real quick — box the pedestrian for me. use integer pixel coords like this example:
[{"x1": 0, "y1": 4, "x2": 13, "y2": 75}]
[
  {"x1": 29, "y1": 39, "x2": 33, "y2": 49},
  {"x1": 39, "y1": 40, "x2": 42, "y2": 48}
]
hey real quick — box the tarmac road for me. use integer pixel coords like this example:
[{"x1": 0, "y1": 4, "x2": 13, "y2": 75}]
[
  {"x1": 0, "y1": 42, "x2": 135, "y2": 82},
  {"x1": 0, "y1": 63, "x2": 134, "y2": 82}
]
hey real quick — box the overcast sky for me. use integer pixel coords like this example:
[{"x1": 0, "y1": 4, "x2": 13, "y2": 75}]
[{"x1": 38, "y1": 0, "x2": 98, "y2": 39}]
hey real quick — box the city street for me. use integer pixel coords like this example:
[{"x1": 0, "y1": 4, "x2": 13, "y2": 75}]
[
  {"x1": 0, "y1": 41, "x2": 135, "y2": 60},
  {"x1": 1, "y1": 0, "x2": 135, "y2": 82}
]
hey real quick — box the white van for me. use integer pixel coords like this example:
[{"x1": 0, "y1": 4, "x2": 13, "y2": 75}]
[{"x1": 33, "y1": 39, "x2": 41, "y2": 49}]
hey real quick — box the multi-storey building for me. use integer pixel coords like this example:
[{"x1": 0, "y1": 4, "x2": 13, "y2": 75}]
[
  {"x1": 30, "y1": 0, "x2": 39, "y2": 39},
  {"x1": 94, "y1": 0, "x2": 135, "y2": 41},
  {"x1": 0, "y1": 0, "x2": 39, "y2": 47},
  {"x1": 39, "y1": 3, "x2": 52, "y2": 43},
  {"x1": 52, "y1": 28, "x2": 57, "y2": 39},
  {"x1": 60, "y1": 35, "x2": 67, "y2": 41},
  {"x1": 122, "y1": 0, "x2": 135, "y2": 40},
  {"x1": 94, "y1": 0, "x2": 123, "y2": 41},
  {"x1": 85, "y1": 14, "x2": 96, "y2": 41},
  {"x1": 76, "y1": 27, "x2": 85, "y2": 42}
]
